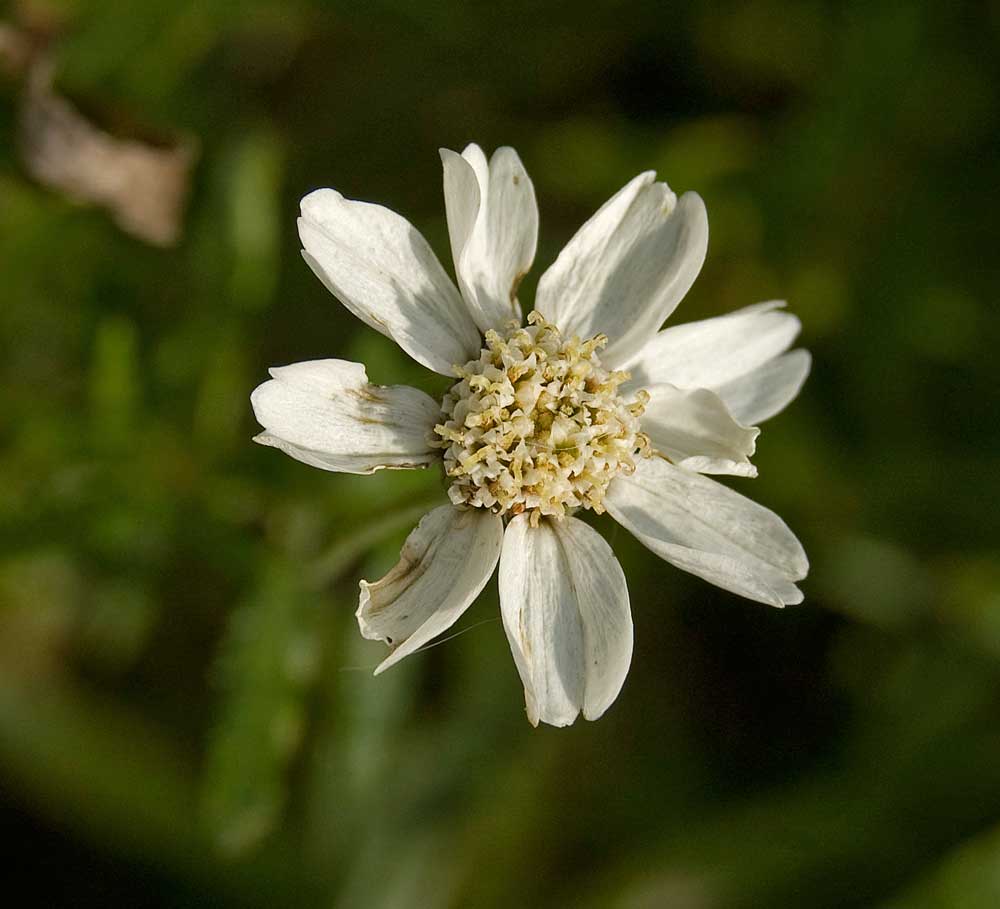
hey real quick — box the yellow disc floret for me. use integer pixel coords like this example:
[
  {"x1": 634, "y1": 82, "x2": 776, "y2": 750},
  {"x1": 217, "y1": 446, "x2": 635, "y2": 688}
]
[{"x1": 433, "y1": 311, "x2": 650, "y2": 523}]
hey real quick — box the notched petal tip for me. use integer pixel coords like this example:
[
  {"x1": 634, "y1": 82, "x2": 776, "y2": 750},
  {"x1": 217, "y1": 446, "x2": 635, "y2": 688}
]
[
  {"x1": 298, "y1": 187, "x2": 345, "y2": 220},
  {"x1": 461, "y1": 141, "x2": 486, "y2": 161},
  {"x1": 786, "y1": 586, "x2": 805, "y2": 606}
]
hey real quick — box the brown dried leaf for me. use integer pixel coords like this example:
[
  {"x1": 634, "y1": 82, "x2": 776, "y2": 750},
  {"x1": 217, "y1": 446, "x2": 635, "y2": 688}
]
[
  {"x1": 0, "y1": 23, "x2": 35, "y2": 76},
  {"x1": 19, "y1": 62, "x2": 198, "y2": 246}
]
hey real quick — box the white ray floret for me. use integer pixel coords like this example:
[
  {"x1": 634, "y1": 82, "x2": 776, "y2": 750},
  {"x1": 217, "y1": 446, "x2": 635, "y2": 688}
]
[
  {"x1": 535, "y1": 172, "x2": 709, "y2": 369},
  {"x1": 298, "y1": 189, "x2": 481, "y2": 375},
  {"x1": 441, "y1": 144, "x2": 538, "y2": 333},
  {"x1": 357, "y1": 505, "x2": 504, "y2": 674},
  {"x1": 251, "y1": 359, "x2": 441, "y2": 474},
  {"x1": 499, "y1": 514, "x2": 632, "y2": 727}
]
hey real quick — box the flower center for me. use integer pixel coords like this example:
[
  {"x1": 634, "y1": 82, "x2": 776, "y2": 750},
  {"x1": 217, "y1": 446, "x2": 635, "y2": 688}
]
[{"x1": 432, "y1": 311, "x2": 650, "y2": 524}]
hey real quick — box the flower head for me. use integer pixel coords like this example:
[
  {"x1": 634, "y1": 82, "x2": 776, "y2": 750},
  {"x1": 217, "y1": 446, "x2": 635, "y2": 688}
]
[
  {"x1": 434, "y1": 311, "x2": 650, "y2": 520},
  {"x1": 252, "y1": 143, "x2": 810, "y2": 727}
]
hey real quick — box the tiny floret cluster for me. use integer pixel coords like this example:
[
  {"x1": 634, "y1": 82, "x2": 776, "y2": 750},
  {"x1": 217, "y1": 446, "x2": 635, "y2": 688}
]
[{"x1": 433, "y1": 312, "x2": 650, "y2": 522}]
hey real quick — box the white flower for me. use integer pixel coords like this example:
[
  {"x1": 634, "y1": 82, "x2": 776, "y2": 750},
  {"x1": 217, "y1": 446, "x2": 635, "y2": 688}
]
[{"x1": 251, "y1": 144, "x2": 810, "y2": 727}]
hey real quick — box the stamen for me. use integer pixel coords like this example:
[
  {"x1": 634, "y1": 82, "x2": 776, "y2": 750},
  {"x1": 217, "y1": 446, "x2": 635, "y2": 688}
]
[{"x1": 432, "y1": 312, "x2": 650, "y2": 521}]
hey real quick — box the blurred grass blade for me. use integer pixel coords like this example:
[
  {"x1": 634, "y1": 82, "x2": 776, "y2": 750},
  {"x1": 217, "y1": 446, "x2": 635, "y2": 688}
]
[
  {"x1": 89, "y1": 315, "x2": 140, "y2": 450},
  {"x1": 201, "y1": 557, "x2": 320, "y2": 857},
  {"x1": 228, "y1": 129, "x2": 285, "y2": 312},
  {"x1": 306, "y1": 499, "x2": 439, "y2": 590}
]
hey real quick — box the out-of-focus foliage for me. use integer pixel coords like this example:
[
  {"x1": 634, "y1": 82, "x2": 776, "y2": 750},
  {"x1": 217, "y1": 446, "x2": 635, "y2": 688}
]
[{"x1": 1, "y1": 0, "x2": 998, "y2": 906}]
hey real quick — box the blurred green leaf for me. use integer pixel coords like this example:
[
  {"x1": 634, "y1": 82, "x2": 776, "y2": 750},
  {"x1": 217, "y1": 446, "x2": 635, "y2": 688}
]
[
  {"x1": 882, "y1": 822, "x2": 1000, "y2": 909},
  {"x1": 194, "y1": 332, "x2": 250, "y2": 454},
  {"x1": 823, "y1": 535, "x2": 934, "y2": 629},
  {"x1": 77, "y1": 577, "x2": 159, "y2": 672}
]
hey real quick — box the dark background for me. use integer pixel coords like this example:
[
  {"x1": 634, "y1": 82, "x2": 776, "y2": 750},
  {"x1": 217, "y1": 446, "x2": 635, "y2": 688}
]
[{"x1": 2, "y1": 0, "x2": 999, "y2": 906}]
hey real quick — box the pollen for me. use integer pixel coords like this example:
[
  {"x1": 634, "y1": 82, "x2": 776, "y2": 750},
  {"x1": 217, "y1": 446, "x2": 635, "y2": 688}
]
[{"x1": 432, "y1": 311, "x2": 650, "y2": 522}]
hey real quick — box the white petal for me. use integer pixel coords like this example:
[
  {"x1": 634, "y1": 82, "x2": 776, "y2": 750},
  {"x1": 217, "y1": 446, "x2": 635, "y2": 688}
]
[
  {"x1": 251, "y1": 359, "x2": 441, "y2": 474},
  {"x1": 605, "y1": 457, "x2": 807, "y2": 607},
  {"x1": 440, "y1": 148, "x2": 481, "y2": 286},
  {"x1": 498, "y1": 515, "x2": 632, "y2": 727},
  {"x1": 441, "y1": 144, "x2": 538, "y2": 333},
  {"x1": 298, "y1": 189, "x2": 481, "y2": 376},
  {"x1": 357, "y1": 505, "x2": 503, "y2": 674},
  {"x1": 535, "y1": 172, "x2": 708, "y2": 369},
  {"x1": 627, "y1": 301, "x2": 801, "y2": 390},
  {"x1": 634, "y1": 544, "x2": 804, "y2": 607},
  {"x1": 715, "y1": 349, "x2": 812, "y2": 425},
  {"x1": 641, "y1": 384, "x2": 760, "y2": 477}
]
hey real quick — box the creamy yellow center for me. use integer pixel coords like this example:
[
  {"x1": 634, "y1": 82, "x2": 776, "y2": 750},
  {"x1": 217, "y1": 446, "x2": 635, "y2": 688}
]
[{"x1": 433, "y1": 312, "x2": 650, "y2": 524}]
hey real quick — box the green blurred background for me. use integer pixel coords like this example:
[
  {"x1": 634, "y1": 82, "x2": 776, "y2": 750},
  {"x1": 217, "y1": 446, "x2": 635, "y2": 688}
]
[{"x1": 2, "y1": 0, "x2": 999, "y2": 906}]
